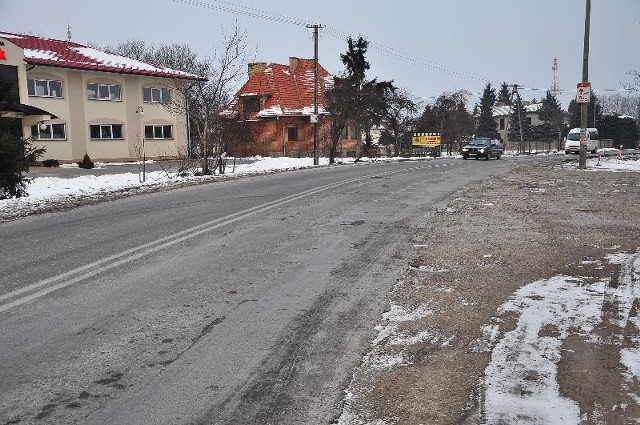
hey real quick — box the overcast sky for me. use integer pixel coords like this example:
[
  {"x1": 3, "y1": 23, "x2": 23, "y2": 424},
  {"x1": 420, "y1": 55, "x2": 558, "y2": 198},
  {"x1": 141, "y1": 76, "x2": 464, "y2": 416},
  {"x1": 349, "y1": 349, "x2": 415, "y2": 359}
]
[{"x1": 2, "y1": 0, "x2": 639, "y2": 108}]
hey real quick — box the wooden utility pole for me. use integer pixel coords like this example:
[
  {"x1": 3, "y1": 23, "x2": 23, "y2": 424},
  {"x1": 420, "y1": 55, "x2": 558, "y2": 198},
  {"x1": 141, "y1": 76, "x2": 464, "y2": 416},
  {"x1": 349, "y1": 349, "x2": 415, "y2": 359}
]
[
  {"x1": 579, "y1": 0, "x2": 591, "y2": 169},
  {"x1": 307, "y1": 24, "x2": 322, "y2": 165}
]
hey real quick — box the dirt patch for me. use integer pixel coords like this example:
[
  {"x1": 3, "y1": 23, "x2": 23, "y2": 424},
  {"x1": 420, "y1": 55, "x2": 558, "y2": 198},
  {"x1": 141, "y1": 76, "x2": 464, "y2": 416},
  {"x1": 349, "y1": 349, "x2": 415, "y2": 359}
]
[{"x1": 339, "y1": 161, "x2": 640, "y2": 424}]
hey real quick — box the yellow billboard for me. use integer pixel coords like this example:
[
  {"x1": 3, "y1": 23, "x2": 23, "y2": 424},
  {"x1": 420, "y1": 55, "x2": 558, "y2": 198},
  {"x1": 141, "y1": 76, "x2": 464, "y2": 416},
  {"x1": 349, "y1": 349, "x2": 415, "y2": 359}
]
[{"x1": 412, "y1": 133, "x2": 441, "y2": 147}]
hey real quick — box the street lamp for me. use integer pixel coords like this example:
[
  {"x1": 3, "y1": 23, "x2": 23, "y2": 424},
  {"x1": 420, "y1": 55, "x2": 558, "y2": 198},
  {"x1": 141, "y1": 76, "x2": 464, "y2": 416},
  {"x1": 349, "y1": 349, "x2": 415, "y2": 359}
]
[{"x1": 136, "y1": 106, "x2": 146, "y2": 182}]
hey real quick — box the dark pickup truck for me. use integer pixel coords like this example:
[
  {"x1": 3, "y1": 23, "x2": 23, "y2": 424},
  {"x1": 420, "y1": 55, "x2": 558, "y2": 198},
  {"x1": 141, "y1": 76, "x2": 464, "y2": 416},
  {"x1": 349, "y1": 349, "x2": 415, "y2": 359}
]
[{"x1": 461, "y1": 138, "x2": 503, "y2": 160}]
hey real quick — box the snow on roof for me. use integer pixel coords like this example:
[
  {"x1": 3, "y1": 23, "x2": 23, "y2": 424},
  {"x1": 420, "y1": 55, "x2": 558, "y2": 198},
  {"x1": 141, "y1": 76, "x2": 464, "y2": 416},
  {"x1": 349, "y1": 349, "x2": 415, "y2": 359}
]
[
  {"x1": 1, "y1": 31, "x2": 205, "y2": 81},
  {"x1": 225, "y1": 58, "x2": 333, "y2": 117},
  {"x1": 493, "y1": 103, "x2": 541, "y2": 117}
]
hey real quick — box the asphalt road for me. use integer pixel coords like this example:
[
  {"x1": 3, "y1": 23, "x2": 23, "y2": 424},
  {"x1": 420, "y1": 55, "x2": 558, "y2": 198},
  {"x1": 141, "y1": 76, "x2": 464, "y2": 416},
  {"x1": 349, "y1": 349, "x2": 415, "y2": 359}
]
[{"x1": 0, "y1": 156, "x2": 553, "y2": 424}]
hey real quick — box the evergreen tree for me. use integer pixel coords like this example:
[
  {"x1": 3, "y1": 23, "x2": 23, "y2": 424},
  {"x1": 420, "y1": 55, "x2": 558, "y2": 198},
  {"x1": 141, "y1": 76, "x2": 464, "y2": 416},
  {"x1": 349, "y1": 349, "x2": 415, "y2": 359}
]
[
  {"x1": 600, "y1": 115, "x2": 640, "y2": 148},
  {"x1": 0, "y1": 129, "x2": 45, "y2": 199},
  {"x1": 497, "y1": 82, "x2": 511, "y2": 105},
  {"x1": 567, "y1": 92, "x2": 602, "y2": 129},
  {"x1": 475, "y1": 83, "x2": 499, "y2": 139},
  {"x1": 536, "y1": 91, "x2": 564, "y2": 144},
  {"x1": 326, "y1": 36, "x2": 394, "y2": 162}
]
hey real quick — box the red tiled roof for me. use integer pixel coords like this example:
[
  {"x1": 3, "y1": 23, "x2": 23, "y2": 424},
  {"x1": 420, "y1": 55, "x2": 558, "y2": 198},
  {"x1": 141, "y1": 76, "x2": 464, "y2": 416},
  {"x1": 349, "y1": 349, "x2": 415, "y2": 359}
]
[
  {"x1": 0, "y1": 31, "x2": 205, "y2": 80},
  {"x1": 230, "y1": 58, "x2": 333, "y2": 117}
]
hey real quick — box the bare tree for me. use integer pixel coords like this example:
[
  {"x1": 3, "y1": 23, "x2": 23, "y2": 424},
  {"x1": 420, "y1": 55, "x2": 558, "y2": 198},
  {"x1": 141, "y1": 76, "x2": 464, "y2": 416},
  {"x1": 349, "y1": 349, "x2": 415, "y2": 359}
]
[
  {"x1": 382, "y1": 89, "x2": 417, "y2": 156},
  {"x1": 106, "y1": 23, "x2": 249, "y2": 175},
  {"x1": 418, "y1": 91, "x2": 474, "y2": 154},
  {"x1": 599, "y1": 92, "x2": 640, "y2": 116},
  {"x1": 625, "y1": 70, "x2": 640, "y2": 92},
  {"x1": 187, "y1": 25, "x2": 249, "y2": 174}
]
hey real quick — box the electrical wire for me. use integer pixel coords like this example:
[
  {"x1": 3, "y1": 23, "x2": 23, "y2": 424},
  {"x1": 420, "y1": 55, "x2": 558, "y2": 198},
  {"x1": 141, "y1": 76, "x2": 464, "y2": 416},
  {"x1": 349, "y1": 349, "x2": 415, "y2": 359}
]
[{"x1": 171, "y1": 0, "x2": 636, "y2": 97}]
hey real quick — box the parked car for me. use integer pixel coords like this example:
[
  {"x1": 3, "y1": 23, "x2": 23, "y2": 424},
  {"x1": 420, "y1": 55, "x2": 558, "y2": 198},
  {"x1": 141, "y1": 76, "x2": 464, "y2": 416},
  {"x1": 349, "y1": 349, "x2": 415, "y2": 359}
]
[
  {"x1": 461, "y1": 138, "x2": 503, "y2": 160},
  {"x1": 564, "y1": 127, "x2": 599, "y2": 154}
]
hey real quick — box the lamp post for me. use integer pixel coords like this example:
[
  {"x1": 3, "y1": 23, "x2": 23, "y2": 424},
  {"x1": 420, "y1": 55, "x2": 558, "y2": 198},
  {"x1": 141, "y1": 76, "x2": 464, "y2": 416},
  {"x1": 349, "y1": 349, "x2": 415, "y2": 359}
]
[{"x1": 136, "y1": 106, "x2": 146, "y2": 182}]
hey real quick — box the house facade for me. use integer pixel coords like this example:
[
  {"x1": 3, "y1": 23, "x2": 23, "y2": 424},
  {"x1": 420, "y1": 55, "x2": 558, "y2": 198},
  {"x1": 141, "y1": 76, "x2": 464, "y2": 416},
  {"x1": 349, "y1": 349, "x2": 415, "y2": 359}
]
[
  {"x1": 0, "y1": 31, "x2": 204, "y2": 163},
  {"x1": 222, "y1": 57, "x2": 358, "y2": 157},
  {"x1": 493, "y1": 102, "x2": 543, "y2": 142}
]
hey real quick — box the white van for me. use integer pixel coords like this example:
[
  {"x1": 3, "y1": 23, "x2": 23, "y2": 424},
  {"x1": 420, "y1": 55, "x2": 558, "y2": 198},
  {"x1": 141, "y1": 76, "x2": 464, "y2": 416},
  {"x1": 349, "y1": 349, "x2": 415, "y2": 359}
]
[{"x1": 564, "y1": 127, "x2": 599, "y2": 154}]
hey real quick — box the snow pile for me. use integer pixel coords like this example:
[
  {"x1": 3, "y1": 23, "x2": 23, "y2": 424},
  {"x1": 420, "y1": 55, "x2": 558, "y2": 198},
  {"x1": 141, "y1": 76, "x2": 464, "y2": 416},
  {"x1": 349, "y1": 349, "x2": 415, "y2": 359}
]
[{"x1": 0, "y1": 156, "x2": 437, "y2": 219}]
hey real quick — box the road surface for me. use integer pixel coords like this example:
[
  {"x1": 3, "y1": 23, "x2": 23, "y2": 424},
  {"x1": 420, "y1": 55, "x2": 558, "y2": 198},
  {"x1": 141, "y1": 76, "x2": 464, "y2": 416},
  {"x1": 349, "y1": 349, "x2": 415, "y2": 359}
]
[{"x1": 0, "y1": 157, "x2": 541, "y2": 424}]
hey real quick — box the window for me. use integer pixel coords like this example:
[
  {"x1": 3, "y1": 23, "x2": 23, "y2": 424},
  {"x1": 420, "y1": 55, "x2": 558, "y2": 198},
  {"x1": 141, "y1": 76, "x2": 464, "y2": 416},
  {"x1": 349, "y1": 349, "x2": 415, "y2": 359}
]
[
  {"x1": 243, "y1": 97, "x2": 260, "y2": 119},
  {"x1": 287, "y1": 127, "x2": 298, "y2": 142},
  {"x1": 0, "y1": 65, "x2": 20, "y2": 102},
  {"x1": 31, "y1": 123, "x2": 66, "y2": 140},
  {"x1": 87, "y1": 83, "x2": 121, "y2": 101},
  {"x1": 499, "y1": 118, "x2": 506, "y2": 130},
  {"x1": 90, "y1": 124, "x2": 123, "y2": 140},
  {"x1": 144, "y1": 125, "x2": 173, "y2": 139},
  {"x1": 27, "y1": 78, "x2": 63, "y2": 98},
  {"x1": 143, "y1": 87, "x2": 171, "y2": 103}
]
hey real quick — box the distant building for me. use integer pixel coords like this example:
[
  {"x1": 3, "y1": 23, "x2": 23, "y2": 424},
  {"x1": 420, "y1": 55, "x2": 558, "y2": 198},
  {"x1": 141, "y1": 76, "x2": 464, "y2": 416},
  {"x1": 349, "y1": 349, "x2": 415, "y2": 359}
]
[
  {"x1": 221, "y1": 57, "x2": 358, "y2": 157},
  {"x1": 0, "y1": 31, "x2": 205, "y2": 163},
  {"x1": 492, "y1": 101, "x2": 542, "y2": 142}
]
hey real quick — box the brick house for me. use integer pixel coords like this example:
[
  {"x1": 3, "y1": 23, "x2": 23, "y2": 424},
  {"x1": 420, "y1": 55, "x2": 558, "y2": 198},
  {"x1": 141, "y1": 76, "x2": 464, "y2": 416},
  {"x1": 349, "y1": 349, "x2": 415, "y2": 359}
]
[{"x1": 222, "y1": 57, "x2": 358, "y2": 157}]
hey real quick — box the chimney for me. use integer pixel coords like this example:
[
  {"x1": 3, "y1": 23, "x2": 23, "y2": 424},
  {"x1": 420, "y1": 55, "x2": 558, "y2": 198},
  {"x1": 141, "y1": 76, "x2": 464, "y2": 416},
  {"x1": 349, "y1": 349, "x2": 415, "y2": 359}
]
[
  {"x1": 248, "y1": 62, "x2": 267, "y2": 78},
  {"x1": 289, "y1": 57, "x2": 300, "y2": 74}
]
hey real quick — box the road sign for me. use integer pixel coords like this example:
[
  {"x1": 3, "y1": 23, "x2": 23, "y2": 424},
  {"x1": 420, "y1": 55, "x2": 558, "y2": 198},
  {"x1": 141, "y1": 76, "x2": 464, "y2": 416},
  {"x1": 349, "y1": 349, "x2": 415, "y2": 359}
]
[{"x1": 576, "y1": 82, "x2": 591, "y2": 103}]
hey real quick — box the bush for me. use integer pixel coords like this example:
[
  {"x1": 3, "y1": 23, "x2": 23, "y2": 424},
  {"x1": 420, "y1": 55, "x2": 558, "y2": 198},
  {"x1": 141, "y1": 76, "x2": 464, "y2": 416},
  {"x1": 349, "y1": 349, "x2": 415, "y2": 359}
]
[
  {"x1": 43, "y1": 158, "x2": 60, "y2": 167},
  {"x1": 77, "y1": 154, "x2": 95, "y2": 169},
  {"x1": 0, "y1": 133, "x2": 45, "y2": 199}
]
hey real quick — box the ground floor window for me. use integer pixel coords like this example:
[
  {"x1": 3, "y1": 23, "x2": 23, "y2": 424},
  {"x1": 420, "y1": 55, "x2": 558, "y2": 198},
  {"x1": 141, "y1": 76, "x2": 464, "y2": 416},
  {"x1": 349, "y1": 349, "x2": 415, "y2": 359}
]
[
  {"x1": 288, "y1": 126, "x2": 298, "y2": 141},
  {"x1": 144, "y1": 125, "x2": 173, "y2": 139},
  {"x1": 90, "y1": 124, "x2": 123, "y2": 140},
  {"x1": 31, "y1": 123, "x2": 66, "y2": 140}
]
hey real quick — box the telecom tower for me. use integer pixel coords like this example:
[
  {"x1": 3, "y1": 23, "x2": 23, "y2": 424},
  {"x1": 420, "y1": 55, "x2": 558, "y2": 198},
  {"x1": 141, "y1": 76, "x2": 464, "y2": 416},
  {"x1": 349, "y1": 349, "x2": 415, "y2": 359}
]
[{"x1": 551, "y1": 58, "x2": 560, "y2": 97}]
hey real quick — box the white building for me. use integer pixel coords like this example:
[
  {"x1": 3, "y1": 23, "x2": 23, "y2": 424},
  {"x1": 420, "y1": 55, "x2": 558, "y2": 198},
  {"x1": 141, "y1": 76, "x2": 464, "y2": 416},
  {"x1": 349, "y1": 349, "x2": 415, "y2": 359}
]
[{"x1": 0, "y1": 31, "x2": 204, "y2": 163}]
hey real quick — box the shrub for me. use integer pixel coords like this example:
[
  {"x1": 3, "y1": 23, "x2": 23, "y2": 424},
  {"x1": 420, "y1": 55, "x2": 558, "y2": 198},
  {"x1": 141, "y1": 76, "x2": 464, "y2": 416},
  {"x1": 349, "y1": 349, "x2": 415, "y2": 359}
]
[
  {"x1": 43, "y1": 158, "x2": 60, "y2": 167},
  {"x1": 77, "y1": 154, "x2": 95, "y2": 169},
  {"x1": 0, "y1": 133, "x2": 45, "y2": 199}
]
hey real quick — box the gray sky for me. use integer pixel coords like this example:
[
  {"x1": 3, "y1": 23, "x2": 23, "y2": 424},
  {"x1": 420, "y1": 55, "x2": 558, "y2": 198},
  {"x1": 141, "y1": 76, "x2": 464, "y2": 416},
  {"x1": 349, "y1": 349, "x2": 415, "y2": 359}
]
[{"x1": 2, "y1": 0, "x2": 639, "y2": 108}]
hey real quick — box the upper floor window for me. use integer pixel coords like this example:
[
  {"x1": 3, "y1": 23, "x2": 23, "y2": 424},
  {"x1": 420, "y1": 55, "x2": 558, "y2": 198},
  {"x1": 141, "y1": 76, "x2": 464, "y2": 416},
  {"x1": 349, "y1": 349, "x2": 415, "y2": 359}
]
[
  {"x1": 90, "y1": 124, "x2": 123, "y2": 140},
  {"x1": 243, "y1": 97, "x2": 260, "y2": 119},
  {"x1": 87, "y1": 83, "x2": 121, "y2": 101},
  {"x1": 143, "y1": 87, "x2": 171, "y2": 103},
  {"x1": 0, "y1": 65, "x2": 20, "y2": 102},
  {"x1": 31, "y1": 123, "x2": 66, "y2": 140},
  {"x1": 145, "y1": 125, "x2": 173, "y2": 139},
  {"x1": 27, "y1": 78, "x2": 63, "y2": 98},
  {"x1": 287, "y1": 127, "x2": 298, "y2": 142}
]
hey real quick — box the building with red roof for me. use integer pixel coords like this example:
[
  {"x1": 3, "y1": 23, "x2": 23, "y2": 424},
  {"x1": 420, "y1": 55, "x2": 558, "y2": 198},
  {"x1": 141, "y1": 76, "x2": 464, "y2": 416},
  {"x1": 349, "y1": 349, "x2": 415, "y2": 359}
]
[
  {"x1": 0, "y1": 31, "x2": 204, "y2": 162},
  {"x1": 222, "y1": 57, "x2": 358, "y2": 157}
]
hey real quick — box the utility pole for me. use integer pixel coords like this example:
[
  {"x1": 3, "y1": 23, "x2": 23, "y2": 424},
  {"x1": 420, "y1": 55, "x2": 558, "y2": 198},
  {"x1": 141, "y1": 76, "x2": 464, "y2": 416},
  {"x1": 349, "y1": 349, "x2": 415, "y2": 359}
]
[
  {"x1": 307, "y1": 24, "x2": 322, "y2": 165},
  {"x1": 579, "y1": 0, "x2": 591, "y2": 169},
  {"x1": 505, "y1": 84, "x2": 524, "y2": 154}
]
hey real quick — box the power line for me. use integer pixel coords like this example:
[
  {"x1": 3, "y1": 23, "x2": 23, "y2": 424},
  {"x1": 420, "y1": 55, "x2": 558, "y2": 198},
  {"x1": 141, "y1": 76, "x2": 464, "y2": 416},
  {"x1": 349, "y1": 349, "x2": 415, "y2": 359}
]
[
  {"x1": 172, "y1": 0, "x2": 501, "y2": 85},
  {"x1": 171, "y1": 0, "x2": 636, "y2": 97},
  {"x1": 171, "y1": 0, "x2": 308, "y2": 27}
]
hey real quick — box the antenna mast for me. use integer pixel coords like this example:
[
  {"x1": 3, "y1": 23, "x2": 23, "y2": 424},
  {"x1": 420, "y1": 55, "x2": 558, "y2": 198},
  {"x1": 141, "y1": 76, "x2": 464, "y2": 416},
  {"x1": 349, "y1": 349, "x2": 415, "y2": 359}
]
[{"x1": 551, "y1": 58, "x2": 560, "y2": 97}]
